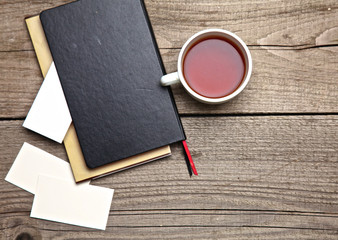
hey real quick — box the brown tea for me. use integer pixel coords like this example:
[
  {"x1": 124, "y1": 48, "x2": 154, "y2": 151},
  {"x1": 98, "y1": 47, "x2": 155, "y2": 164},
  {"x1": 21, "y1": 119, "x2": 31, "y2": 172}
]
[{"x1": 183, "y1": 37, "x2": 245, "y2": 98}]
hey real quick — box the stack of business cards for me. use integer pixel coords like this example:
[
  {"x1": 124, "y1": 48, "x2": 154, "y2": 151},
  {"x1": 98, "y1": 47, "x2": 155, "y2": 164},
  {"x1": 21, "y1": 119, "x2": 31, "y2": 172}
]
[{"x1": 5, "y1": 143, "x2": 114, "y2": 230}]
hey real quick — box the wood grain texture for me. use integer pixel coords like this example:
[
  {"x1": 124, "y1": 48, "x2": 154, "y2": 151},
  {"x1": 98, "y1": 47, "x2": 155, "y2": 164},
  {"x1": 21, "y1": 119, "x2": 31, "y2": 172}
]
[
  {"x1": 0, "y1": 117, "x2": 337, "y2": 239},
  {"x1": 0, "y1": 0, "x2": 72, "y2": 52},
  {"x1": 0, "y1": 0, "x2": 337, "y2": 117},
  {"x1": 1, "y1": 212, "x2": 337, "y2": 239},
  {"x1": 1, "y1": 0, "x2": 337, "y2": 239},
  {"x1": 0, "y1": 51, "x2": 42, "y2": 118},
  {"x1": 163, "y1": 46, "x2": 338, "y2": 114},
  {"x1": 1, "y1": 0, "x2": 337, "y2": 51},
  {"x1": 147, "y1": 0, "x2": 338, "y2": 49},
  {"x1": 1, "y1": 46, "x2": 337, "y2": 117}
]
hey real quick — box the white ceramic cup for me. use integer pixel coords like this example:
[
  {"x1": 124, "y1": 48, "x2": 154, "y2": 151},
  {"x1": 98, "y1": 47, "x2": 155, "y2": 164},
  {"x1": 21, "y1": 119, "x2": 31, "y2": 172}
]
[{"x1": 160, "y1": 29, "x2": 252, "y2": 104}]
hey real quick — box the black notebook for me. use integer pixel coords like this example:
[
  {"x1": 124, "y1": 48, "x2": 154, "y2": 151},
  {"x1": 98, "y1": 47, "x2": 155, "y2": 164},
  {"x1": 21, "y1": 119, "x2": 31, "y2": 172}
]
[{"x1": 40, "y1": 0, "x2": 185, "y2": 168}]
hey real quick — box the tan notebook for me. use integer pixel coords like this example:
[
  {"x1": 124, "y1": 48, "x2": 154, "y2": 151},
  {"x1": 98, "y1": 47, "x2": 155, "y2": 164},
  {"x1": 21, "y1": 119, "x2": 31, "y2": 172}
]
[{"x1": 25, "y1": 15, "x2": 171, "y2": 182}]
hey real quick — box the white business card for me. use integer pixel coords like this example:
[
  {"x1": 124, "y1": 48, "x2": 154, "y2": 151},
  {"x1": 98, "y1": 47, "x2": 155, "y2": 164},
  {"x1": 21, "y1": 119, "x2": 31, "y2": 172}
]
[
  {"x1": 5, "y1": 142, "x2": 89, "y2": 194},
  {"x1": 31, "y1": 175, "x2": 114, "y2": 230},
  {"x1": 23, "y1": 62, "x2": 72, "y2": 143}
]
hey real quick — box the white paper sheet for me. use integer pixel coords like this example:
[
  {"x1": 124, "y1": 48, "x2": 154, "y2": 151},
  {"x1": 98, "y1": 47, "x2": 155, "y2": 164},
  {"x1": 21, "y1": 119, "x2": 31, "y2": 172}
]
[
  {"x1": 31, "y1": 175, "x2": 114, "y2": 230},
  {"x1": 5, "y1": 142, "x2": 89, "y2": 194},
  {"x1": 23, "y1": 62, "x2": 72, "y2": 143}
]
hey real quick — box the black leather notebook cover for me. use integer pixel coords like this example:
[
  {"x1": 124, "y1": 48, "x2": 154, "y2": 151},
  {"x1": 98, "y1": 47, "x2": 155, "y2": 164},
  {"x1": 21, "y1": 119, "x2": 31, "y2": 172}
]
[{"x1": 40, "y1": 0, "x2": 185, "y2": 168}]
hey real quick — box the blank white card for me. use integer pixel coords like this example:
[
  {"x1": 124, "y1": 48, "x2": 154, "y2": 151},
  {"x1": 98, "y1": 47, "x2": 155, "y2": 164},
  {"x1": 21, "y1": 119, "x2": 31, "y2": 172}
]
[
  {"x1": 23, "y1": 62, "x2": 72, "y2": 143},
  {"x1": 5, "y1": 142, "x2": 89, "y2": 194},
  {"x1": 31, "y1": 175, "x2": 114, "y2": 230}
]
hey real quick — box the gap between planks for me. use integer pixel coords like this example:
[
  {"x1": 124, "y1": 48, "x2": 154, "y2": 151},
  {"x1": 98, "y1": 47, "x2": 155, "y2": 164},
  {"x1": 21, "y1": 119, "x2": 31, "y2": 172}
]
[{"x1": 1, "y1": 44, "x2": 338, "y2": 53}]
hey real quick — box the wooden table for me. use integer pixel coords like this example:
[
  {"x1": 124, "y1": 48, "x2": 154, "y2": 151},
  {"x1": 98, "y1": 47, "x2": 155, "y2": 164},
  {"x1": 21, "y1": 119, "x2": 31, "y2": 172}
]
[{"x1": 1, "y1": 0, "x2": 337, "y2": 239}]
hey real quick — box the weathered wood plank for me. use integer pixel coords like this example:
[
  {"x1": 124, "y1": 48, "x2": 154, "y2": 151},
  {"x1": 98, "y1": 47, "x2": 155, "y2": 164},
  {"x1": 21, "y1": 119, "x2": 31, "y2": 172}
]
[
  {"x1": 163, "y1": 47, "x2": 338, "y2": 114},
  {"x1": 1, "y1": 117, "x2": 337, "y2": 210},
  {"x1": 1, "y1": 211, "x2": 338, "y2": 239},
  {"x1": 1, "y1": 0, "x2": 337, "y2": 239},
  {"x1": 1, "y1": 46, "x2": 337, "y2": 117},
  {"x1": 0, "y1": 0, "x2": 73, "y2": 52},
  {"x1": 0, "y1": 51, "x2": 41, "y2": 118},
  {"x1": 0, "y1": 116, "x2": 337, "y2": 238},
  {"x1": 1, "y1": 0, "x2": 337, "y2": 117},
  {"x1": 147, "y1": 0, "x2": 338, "y2": 49},
  {"x1": 0, "y1": 0, "x2": 337, "y2": 51}
]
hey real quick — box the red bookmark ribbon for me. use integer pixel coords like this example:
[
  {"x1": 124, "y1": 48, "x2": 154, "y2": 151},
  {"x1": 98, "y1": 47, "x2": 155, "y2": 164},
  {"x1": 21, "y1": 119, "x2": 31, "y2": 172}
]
[{"x1": 182, "y1": 140, "x2": 198, "y2": 175}]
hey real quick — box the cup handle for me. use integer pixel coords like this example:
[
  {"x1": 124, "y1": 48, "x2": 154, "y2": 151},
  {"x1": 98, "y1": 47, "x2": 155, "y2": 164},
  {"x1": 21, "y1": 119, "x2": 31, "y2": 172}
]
[{"x1": 161, "y1": 72, "x2": 180, "y2": 86}]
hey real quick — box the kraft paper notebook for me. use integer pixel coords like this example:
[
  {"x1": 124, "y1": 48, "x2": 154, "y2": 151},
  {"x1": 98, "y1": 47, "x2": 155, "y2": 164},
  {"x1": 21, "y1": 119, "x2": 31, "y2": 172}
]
[
  {"x1": 40, "y1": 0, "x2": 186, "y2": 169},
  {"x1": 26, "y1": 15, "x2": 171, "y2": 182}
]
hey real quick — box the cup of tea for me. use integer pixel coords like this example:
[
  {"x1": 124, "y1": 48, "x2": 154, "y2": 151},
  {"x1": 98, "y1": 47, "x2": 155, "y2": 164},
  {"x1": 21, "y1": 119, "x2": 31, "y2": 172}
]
[{"x1": 161, "y1": 29, "x2": 252, "y2": 104}]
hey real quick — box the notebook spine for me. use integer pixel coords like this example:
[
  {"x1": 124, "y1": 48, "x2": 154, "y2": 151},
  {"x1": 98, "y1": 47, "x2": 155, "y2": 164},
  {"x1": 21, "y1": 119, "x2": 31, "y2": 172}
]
[{"x1": 139, "y1": 0, "x2": 186, "y2": 140}]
